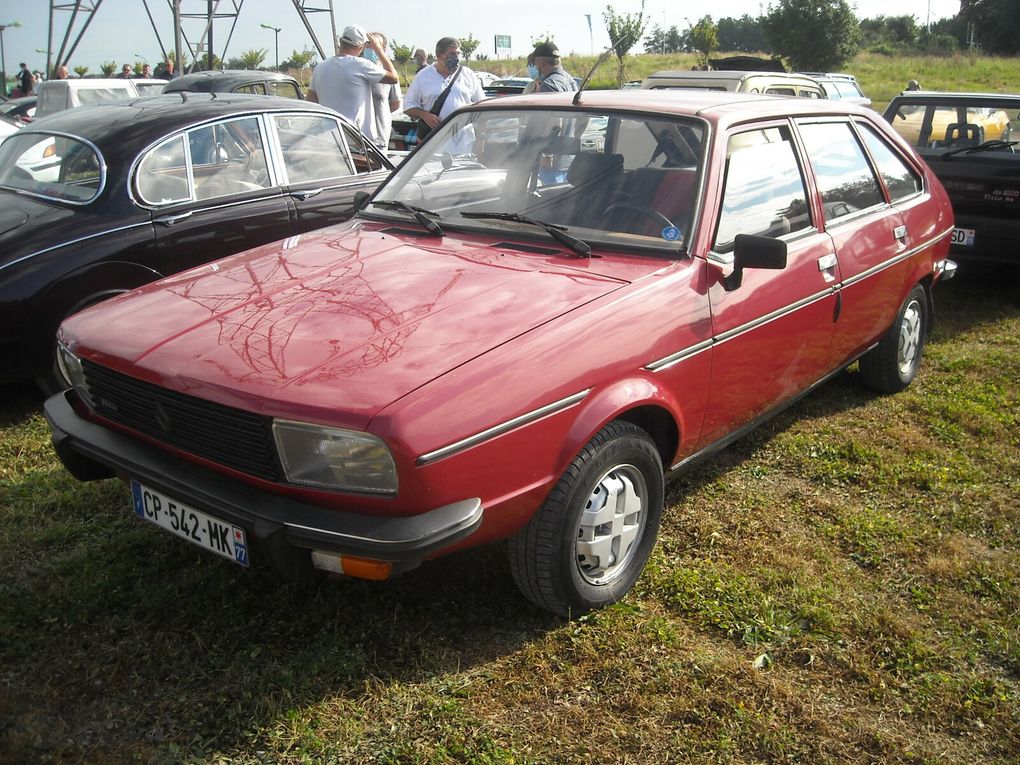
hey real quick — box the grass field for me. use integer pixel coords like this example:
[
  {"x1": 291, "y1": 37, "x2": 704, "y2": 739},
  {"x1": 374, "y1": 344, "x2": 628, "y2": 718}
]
[{"x1": 2, "y1": 269, "x2": 1018, "y2": 763}]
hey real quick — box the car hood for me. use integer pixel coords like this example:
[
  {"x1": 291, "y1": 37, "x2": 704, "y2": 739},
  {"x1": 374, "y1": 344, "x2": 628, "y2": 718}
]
[{"x1": 67, "y1": 221, "x2": 661, "y2": 429}]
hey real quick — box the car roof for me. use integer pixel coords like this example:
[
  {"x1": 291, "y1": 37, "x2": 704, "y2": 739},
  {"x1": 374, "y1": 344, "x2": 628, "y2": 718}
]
[
  {"x1": 470, "y1": 89, "x2": 873, "y2": 128},
  {"x1": 644, "y1": 70, "x2": 817, "y2": 83},
  {"x1": 164, "y1": 69, "x2": 300, "y2": 92},
  {"x1": 19, "y1": 93, "x2": 341, "y2": 152}
]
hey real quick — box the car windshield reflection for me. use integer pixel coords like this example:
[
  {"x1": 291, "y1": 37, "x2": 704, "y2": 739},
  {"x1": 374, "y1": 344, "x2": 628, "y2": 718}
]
[{"x1": 367, "y1": 108, "x2": 706, "y2": 250}]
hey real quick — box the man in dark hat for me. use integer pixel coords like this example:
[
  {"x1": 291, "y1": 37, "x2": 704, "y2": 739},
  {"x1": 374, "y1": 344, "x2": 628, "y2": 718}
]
[{"x1": 529, "y1": 42, "x2": 576, "y2": 93}]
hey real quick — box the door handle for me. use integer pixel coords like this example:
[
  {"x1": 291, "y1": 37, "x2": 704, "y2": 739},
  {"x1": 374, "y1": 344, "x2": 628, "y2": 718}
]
[
  {"x1": 894, "y1": 224, "x2": 908, "y2": 240},
  {"x1": 290, "y1": 188, "x2": 323, "y2": 200},
  {"x1": 817, "y1": 253, "x2": 837, "y2": 271},
  {"x1": 153, "y1": 211, "x2": 194, "y2": 227}
]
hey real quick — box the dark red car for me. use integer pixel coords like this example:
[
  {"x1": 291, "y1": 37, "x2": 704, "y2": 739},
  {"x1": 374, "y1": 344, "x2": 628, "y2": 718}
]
[{"x1": 47, "y1": 90, "x2": 956, "y2": 616}]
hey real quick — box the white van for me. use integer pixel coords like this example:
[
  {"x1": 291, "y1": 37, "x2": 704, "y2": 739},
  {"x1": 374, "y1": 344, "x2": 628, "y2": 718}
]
[{"x1": 35, "y1": 78, "x2": 165, "y2": 119}]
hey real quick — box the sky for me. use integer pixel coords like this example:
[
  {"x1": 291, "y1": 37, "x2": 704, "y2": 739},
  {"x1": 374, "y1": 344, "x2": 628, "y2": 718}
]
[{"x1": 1, "y1": 1, "x2": 963, "y2": 76}]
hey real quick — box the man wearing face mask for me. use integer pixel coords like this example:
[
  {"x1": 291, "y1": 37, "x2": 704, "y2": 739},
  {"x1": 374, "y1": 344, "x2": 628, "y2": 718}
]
[
  {"x1": 529, "y1": 42, "x2": 576, "y2": 93},
  {"x1": 403, "y1": 36, "x2": 484, "y2": 149},
  {"x1": 307, "y1": 24, "x2": 399, "y2": 147}
]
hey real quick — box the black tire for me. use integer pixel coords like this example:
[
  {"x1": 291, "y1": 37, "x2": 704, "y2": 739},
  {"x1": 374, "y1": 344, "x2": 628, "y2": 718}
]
[
  {"x1": 508, "y1": 421, "x2": 664, "y2": 617},
  {"x1": 860, "y1": 284, "x2": 928, "y2": 393}
]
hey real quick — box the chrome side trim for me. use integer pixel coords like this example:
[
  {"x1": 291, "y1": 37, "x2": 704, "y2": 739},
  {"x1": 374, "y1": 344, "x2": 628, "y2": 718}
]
[
  {"x1": 0, "y1": 220, "x2": 153, "y2": 274},
  {"x1": 417, "y1": 389, "x2": 592, "y2": 465},
  {"x1": 715, "y1": 286, "x2": 836, "y2": 345},
  {"x1": 841, "y1": 226, "x2": 952, "y2": 289},
  {"x1": 644, "y1": 339, "x2": 713, "y2": 372}
]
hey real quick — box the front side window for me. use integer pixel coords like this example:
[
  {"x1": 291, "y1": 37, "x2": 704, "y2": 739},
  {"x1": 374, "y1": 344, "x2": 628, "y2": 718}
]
[
  {"x1": 713, "y1": 126, "x2": 811, "y2": 252},
  {"x1": 369, "y1": 108, "x2": 706, "y2": 249},
  {"x1": 0, "y1": 132, "x2": 103, "y2": 203},
  {"x1": 341, "y1": 123, "x2": 386, "y2": 173},
  {"x1": 274, "y1": 114, "x2": 353, "y2": 183},
  {"x1": 857, "y1": 122, "x2": 922, "y2": 201},
  {"x1": 798, "y1": 121, "x2": 885, "y2": 221}
]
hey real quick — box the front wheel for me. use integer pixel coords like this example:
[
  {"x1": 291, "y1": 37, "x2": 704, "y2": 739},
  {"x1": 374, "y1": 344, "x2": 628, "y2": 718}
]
[
  {"x1": 859, "y1": 284, "x2": 928, "y2": 393},
  {"x1": 508, "y1": 421, "x2": 664, "y2": 617}
]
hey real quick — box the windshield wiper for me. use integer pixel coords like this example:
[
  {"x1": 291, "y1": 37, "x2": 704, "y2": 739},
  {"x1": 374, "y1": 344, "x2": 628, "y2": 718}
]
[
  {"x1": 941, "y1": 139, "x2": 1019, "y2": 160},
  {"x1": 371, "y1": 200, "x2": 443, "y2": 236},
  {"x1": 460, "y1": 211, "x2": 594, "y2": 258}
]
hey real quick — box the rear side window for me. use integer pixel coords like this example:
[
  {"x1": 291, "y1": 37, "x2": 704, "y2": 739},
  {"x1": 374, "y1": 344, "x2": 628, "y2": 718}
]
[
  {"x1": 857, "y1": 123, "x2": 922, "y2": 201},
  {"x1": 798, "y1": 121, "x2": 885, "y2": 221},
  {"x1": 273, "y1": 114, "x2": 353, "y2": 182},
  {"x1": 714, "y1": 126, "x2": 811, "y2": 252},
  {"x1": 234, "y1": 84, "x2": 267, "y2": 95},
  {"x1": 0, "y1": 132, "x2": 104, "y2": 203}
]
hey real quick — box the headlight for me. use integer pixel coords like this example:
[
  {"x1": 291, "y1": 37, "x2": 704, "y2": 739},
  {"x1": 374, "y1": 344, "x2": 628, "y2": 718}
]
[
  {"x1": 56, "y1": 342, "x2": 92, "y2": 404},
  {"x1": 272, "y1": 419, "x2": 397, "y2": 494}
]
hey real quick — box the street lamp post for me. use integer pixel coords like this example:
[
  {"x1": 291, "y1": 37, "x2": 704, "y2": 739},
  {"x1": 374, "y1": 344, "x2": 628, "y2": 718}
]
[
  {"x1": 261, "y1": 24, "x2": 281, "y2": 70},
  {"x1": 0, "y1": 20, "x2": 23, "y2": 97}
]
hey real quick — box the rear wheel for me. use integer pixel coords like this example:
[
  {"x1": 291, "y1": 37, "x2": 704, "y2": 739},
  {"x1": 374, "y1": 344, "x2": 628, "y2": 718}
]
[
  {"x1": 860, "y1": 284, "x2": 928, "y2": 393},
  {"x1": 508, "y1": 421, "x2": 664, "y2": 617}
]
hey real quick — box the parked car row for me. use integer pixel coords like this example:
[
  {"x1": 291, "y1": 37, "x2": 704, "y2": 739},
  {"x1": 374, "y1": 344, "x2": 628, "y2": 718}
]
[{"x1": 40, "y1": 89, "x2": 957, "y2": 616}]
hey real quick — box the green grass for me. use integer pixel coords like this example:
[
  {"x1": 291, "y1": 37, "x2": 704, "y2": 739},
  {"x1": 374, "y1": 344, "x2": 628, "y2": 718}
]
[{"x1": 2, "y1": 271, "x2": 1017, "y2": 763}]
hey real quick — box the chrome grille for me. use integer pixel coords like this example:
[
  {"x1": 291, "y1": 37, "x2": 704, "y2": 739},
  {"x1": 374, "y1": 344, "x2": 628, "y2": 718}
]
[{"x1": 81, "y1": 360, "x2": 280, "y2": 481}]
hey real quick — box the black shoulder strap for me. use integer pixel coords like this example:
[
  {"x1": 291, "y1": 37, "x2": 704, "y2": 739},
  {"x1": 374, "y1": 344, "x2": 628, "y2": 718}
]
[{"x1": 430, "y1": 66, "x2": 463, "y2": 116}]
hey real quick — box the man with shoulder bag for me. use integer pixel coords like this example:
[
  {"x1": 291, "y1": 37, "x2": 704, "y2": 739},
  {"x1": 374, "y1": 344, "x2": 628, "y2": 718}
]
[{"x1": 403, "y1": 37, "x2": 484, "y2": 150}]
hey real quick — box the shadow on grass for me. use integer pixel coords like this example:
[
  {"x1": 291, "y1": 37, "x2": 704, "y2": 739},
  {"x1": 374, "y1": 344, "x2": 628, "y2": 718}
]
[{"x1": 0, "y1": 467, "x2": 553, "y2": 760}]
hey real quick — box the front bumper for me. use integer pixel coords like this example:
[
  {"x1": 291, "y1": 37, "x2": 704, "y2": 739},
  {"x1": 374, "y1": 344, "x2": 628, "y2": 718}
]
[{"x1": 45, "y1": 391, "x2": 483, "y2": 570}]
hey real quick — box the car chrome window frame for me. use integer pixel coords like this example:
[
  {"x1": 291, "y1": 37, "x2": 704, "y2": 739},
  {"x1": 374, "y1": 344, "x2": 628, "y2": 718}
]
[{"x1": 266, "y1": 112, "x2": 358, "y2": 186}]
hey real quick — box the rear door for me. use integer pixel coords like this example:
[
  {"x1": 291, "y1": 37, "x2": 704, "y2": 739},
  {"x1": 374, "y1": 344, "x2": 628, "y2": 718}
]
[
  {"x1": 795, "y1": 119, "x2": 912, "y2": 367},
  {"x1": 268, "y1": 113, "x2": 392, "y2": 234},
  {"x1": 138, "y1": 114, "x2": 292, "y2": 277},
  {"x1": 700, "y1": 122, "x2": 839, "y2": 446}
]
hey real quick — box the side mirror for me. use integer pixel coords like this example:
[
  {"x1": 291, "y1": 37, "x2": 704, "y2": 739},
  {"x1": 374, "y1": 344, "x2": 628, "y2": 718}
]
[
  {"x1": 723, "y1": 234, "x2": 788, "y2": 291},
  {"x1": 353, "y1": 191, "x2": 370, "y2": 213}
]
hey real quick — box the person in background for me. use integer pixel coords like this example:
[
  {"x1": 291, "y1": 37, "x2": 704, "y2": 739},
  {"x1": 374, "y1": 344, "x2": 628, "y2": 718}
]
[
  {"x1": 16, "y1": 63, "x2": 34, "y2": 97},
  {"x1": 157, "y1": 58, "x2": 176, "y2": 80},
  {"x1": 116, "y1": 64, "x2": 133, "y2": 79},
  {"x1": 306, "y1": 25, "x2": 399, "y2": 148},
  {"x1": 54, "y1": 64, "x2": 70, "y2": 79},
  {"x1": 413, "y1": 48, "x2": 428, "y2": 72},
  {"x1": 529, "y1": 42, "x2": 576, "y2": 93},
  {"x1": 403, "y1": 36, "x2": 484, "y2": 149},
  {"x1": 138, "y1": 63, "x2": 153, "y2": 79},
  {"x1": 365, "y1": 32, "x2": 402, "y2": 151},
  {"x1": 523, "y1": 53, "x2": 539, "y2": 94},
  {"x1": 906, "y1": 79, "x2": 921, "y2": 91}
]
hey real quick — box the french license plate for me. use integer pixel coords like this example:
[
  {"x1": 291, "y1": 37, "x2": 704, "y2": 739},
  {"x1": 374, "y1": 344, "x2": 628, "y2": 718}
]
[
  {"x1": 131, "y1": 481, "x2": 249, "y2": 566},
  {"x1": 951, "y1": 227, "x2": 975, "y2": 247}
]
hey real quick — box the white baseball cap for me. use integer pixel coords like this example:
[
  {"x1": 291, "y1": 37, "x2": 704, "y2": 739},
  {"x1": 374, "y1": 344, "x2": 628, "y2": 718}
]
[{"x1": 340, "y1": 25, "x2": 368, "y2": 46}]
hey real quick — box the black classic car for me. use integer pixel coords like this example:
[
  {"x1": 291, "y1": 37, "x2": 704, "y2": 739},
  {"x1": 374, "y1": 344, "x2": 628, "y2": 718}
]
[
  {"x1": 884, "y1": 91, "x2": 1020, "y2": 266},
  {"x1": 0, "y1": 93, "x2": 393, "y2": 390},
  {"x1": 163, "y1": 70, "x2": 304, "y2": 99}
]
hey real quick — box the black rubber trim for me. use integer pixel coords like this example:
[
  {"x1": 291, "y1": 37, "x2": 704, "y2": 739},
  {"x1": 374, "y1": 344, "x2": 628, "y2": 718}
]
[{"x1": 45, "y1": 391, "x2": 483, "y2": 561}]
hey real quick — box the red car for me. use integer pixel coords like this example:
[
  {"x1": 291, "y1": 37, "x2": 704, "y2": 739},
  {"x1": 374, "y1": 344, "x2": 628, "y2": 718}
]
[{"x1": 46, "y1": 90, "x2": 956, "y2": 616}]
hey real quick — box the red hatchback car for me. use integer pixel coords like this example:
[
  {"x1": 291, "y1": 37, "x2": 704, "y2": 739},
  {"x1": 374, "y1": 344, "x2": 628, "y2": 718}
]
[{"x1": 46, "y1": 90, "x2": 956, "y2": 616}]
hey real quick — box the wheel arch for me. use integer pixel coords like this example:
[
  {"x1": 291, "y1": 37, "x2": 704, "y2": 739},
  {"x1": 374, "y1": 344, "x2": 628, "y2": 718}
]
[{"x1": 561, "y1": 376, "x2": 683, "y2": 474}]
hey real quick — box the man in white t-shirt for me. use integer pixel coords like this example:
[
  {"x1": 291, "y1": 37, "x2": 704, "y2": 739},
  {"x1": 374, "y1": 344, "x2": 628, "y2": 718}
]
[
  {"x1": 307, "y1": 24, "x2": 399, "y2": 146},
  {"x1": 403, "y1": 37, "x2": 484, "y2": 152}
]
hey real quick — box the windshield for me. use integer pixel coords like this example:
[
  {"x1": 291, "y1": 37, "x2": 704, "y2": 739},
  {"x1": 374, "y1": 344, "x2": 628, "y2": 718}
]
[
  {"x1": 888, "y1": 98, "x2": 1020, "y2": 153},
  {"x1": 0, "y1": 132, "x2": 104, "y2": 203},
  {"x1": 368, "y1": 108, "x2": 706, "y2": 250}
]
